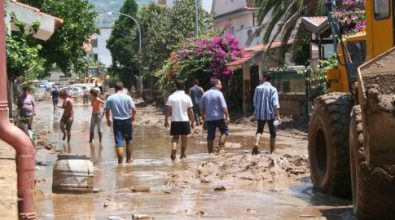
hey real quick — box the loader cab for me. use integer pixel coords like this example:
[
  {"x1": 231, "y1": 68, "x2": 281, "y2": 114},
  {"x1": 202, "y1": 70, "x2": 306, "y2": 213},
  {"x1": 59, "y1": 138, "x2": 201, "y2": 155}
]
[
  {"x1": 366, "y1": 0, "x2": 394, "y2": 59},
  {"x1": 329, "y1": 0, "x2": 395, "y2": 93}
]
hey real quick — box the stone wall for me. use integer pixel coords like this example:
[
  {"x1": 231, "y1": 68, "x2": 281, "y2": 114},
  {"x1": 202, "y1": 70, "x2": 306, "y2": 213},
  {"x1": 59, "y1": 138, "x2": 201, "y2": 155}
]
[
  {"x1": 0, "y1": 140, "x2": 17, "y2": 220},
  {"x1": 271, "y1": 71, "x2": 307, "y2": 117}
]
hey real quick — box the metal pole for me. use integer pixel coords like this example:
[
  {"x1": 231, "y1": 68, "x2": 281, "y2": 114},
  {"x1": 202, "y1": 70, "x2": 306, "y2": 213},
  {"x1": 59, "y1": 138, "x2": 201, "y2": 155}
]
[
  {"x1": 0, "y1": 0, "x2": 36, "y2": 218},
  {"x1": 194, "y1": 0, "x2": 199, "y2": 36},
  {"x1": 109, "y1": 11, "x2": 142, "y2": 53}
]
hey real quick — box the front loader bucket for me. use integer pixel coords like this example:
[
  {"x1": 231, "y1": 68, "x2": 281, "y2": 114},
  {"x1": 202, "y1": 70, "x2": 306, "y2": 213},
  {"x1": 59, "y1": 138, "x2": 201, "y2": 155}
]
[{"x1": 357, "y1": 47, "x2": 395, "y2": 166}]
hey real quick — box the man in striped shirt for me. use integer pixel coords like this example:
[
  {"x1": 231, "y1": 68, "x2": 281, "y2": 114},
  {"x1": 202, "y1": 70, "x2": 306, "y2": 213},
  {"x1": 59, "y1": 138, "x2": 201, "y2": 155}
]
[{"x1": 252, "y1": 73, "x2": 281, "y2": 154}]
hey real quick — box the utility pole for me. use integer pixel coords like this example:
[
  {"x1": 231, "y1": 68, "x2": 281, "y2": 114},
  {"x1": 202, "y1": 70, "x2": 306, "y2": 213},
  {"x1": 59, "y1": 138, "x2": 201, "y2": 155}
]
[{"x1": 194, "y1": 0, "x2": 199, "y2": 36}]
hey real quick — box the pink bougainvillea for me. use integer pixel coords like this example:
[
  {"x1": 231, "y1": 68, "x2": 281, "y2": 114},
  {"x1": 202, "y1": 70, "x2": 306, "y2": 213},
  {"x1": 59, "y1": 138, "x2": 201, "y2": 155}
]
[
  {"x1": 173, "y1": 34, "x2": 245, "y2": 80},
  {"x1": 334, "y1": 0, "x2": 366, "y2": 34}
]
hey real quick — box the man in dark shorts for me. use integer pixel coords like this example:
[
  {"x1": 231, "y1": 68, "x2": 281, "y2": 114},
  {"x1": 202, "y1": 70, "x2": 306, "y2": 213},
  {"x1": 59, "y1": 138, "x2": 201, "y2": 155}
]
[
  {"x1": 51, "y1": 86, "x2": 59, "y2": 112},
  {"x1": 200, "y1": 79, "x2": 230, "y2": 154},
  {"x1": 252, "y1": 73, "x2": 281, "y2": 154},
  {"x1": 189, "y1": 79, "x2": 204, "y2": 126},
  {"x1": 165, "y1": 80, "x2": 195, "y2": 160},
  {"x1": 59, "y1": 90, "x2": 74, "y2": 143},
  {"x1": 105, "y1": 82, "x2": 136, "y2": 164}
]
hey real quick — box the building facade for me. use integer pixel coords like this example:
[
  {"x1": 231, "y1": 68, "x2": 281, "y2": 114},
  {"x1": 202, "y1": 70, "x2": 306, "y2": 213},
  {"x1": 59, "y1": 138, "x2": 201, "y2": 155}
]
[
  {"x1": 158, "y1": 0, "x2": 212, "y2": 12},
  {"x1": 212, "y1": 0, "x2": 263, "y2": 47},
  {"x1": 88, "y1": 26, "x2": 113, "y2": 67}
]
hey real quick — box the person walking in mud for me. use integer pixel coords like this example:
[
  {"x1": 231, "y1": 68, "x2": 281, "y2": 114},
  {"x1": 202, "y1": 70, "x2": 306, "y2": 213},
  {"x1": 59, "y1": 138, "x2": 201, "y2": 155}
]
[
  {"x1": 189, "y1": 79, "x2": 204, "y2": 126},
  {"x1": 51, "y1": 86, "x2": 59, "y2": 112},
  {"x1": 105, "y1": 82, "x2": 136, "y2": 164},
  {"x1": 200, "y1": 79, "x2": 230, "y2": 154},
  {"x1": 82, "y1": 86, "x2": 90, "y2": 104},
  {"x1": 252, "y1": 72, "x2": 281, "y2": 155},
  {"x1": 59, "y1": 90, "x2": 74, "y2": 143},
  {"x1": 165, "y1": 80, "x2": 195, "y2": 160},
  {"x1": 89, "y1": 89, "x2": 104, "y2": 143},
  {"x1": 17, "y1": 86, "x2": 36, "y2": 134}
]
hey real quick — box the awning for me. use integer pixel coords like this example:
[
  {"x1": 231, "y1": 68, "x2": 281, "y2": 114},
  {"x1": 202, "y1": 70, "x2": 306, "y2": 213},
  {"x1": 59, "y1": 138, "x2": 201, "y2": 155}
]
[
  {"x1": 227, "y1": 39, "x2": 295, "y2": 69},
  {"x1": 227, "y1": 53, "x2": 254, "y2": 69},
  {"x1": 8, "y1": 0, "x2": 64, "y2": 41},
  {"x1": 301, "y1": 16, "x2": 329, "y2": 35}
]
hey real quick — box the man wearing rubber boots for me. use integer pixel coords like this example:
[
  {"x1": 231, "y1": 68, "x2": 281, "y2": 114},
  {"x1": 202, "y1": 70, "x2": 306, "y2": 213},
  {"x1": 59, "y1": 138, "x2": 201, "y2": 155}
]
[
  {"x1": 252, "y1": 72, "x2": 281, "y2": 155},
  {"x1": 200, "y1": 79, "x2": 230, "y2": 154},
  {"x1": 165, "y1": 80, "x2": 195, "y2": 160},
  {"x1": 105, "y1": 82, "x2": 136, "y2": 164}
]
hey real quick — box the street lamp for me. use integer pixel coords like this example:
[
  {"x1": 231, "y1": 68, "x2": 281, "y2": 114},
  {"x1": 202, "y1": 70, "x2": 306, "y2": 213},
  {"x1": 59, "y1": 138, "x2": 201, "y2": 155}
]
[
  {"x1": 107, "y1": 11, "x2": 142, "y2": 53},
  {"x1": 194, "y1": 0, "x2": 199, "y2": 36}
]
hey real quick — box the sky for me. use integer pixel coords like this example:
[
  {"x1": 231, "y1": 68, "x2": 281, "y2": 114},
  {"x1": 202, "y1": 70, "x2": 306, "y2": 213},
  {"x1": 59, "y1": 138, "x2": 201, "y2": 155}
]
[
  {"x1": 166, "y1": 0, "x2": 213, "y2": 12},
  {"x1": 202, "y1": 0, "x2": 213, "y2": 13}
]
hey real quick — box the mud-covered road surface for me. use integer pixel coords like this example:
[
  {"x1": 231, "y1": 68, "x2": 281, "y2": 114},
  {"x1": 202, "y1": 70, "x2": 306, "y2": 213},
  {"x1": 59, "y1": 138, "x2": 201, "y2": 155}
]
[{"x1": 34, "y1": 101, "x2": 353, "y2": 219}]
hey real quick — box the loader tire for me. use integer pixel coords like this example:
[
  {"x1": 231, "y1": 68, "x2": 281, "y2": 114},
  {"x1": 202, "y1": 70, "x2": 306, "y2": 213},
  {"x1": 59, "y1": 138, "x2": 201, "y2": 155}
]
[
  {"x1": 308, "y1": 93, "x2": 354, "y2": 198},
  {"x1": 349, "y1": 105, "x2": 364, "y2": 216},
  {"x1": 350, "y1": 106, "x2": 395, "y2": 219}
]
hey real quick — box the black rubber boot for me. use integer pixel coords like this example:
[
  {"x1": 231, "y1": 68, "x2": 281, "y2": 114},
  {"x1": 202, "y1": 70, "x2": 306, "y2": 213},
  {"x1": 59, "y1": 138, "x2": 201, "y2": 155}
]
[
  {"x1": 207, "y1": 140, "x2": 214, "y2": 154},
  {"x1": 126, "y1": 146, "x2": 132, "y2": 163},
  {"x1": 98, "y1": 132, "x2": 102, "y2": 143},
  {"x1": 171, "y1": 149, "x2": 177, "y2": 161},
  {"x1": 270, "y1": 137, "x2": 276, "y2": 154},
  {"x1": 89, "y1": 132, "x2": 94, "y2": 143},
  {"x1": 180, "y1": 146, "x2": 186, "y2": 159},
  {"x1": 252, "y1": 145, "x2": 259, "y2": 155}
]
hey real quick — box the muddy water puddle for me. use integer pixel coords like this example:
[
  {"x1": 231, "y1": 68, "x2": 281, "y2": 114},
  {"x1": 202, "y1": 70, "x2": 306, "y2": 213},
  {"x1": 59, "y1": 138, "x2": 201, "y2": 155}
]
[{"x1": 34, "y1": 103, "x2": 352, "y2": 219}]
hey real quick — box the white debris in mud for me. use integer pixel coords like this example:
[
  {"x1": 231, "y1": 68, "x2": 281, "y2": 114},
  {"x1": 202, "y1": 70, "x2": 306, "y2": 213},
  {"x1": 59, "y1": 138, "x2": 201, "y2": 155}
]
[{"x1": 166, "y1": 153, "x2": 309, "y2": 189}]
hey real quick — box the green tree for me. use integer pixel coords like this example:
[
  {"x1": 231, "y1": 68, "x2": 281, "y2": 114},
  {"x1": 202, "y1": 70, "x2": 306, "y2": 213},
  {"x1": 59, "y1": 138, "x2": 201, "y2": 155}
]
[
  {"x1": 149, "y1": 0, "x2": 213, "y2": 74},
  {"x1": 108, "y1": 0, "x2": 213, "y2": 78},
  {"x1": 107, "y1": 0, "x2": 139, "y2": 69},
  {"x1": 256, "y1": 0, "x2": 324, "y2": 61},
  {"x1": 19, "y1": 0, "x2": 98, "y2": 75},
  {"x1": 136, "y1": 3, "x2": 172, "y2": 74},
  {"x1": 6, "y1": 20, "x2": 45, "y2": 81}
]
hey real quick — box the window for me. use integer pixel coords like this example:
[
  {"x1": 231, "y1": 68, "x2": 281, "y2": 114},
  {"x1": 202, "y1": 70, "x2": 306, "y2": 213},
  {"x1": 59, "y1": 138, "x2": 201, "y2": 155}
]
[
  {"x1": 229, "y1": 26, "x2": 234, "y2": 34},
  {"x1": 247, "y1": 29, "x2": 252, "y2": 37},
  {"x1": 253, "y1": 13, "x2": 259, "y2": 26},
  {"x1": 91, "y1": 39, "x2": 98, "y2": 48},
  {"x1": 374, "y1": 0, "x2": 390, "y2": 19},
  {"x1": 347, "y1": 41, "x2": 366, "y2": 65}
]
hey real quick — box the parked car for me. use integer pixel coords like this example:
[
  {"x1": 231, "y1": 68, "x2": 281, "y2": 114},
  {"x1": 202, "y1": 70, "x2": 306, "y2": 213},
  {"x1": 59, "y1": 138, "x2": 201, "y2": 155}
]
[
  {"x1": 61, "y1": 86, "x2": 84, "y2": 100},
  {"x1": 33, "y1": 87, "x2": 50, "y2": 101}
]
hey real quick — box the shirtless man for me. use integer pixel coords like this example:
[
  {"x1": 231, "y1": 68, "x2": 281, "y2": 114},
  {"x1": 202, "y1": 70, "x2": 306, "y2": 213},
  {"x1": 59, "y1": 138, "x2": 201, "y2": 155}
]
[{"x1": 59, "y1": 90, "x2": 74, "y2": 143}]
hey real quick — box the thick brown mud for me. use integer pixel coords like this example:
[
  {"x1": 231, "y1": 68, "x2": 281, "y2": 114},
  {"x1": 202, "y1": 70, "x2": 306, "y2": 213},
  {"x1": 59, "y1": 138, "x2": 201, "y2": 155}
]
[{"x1": 33, "y1": 102, "x2": 352, "y2": 219}]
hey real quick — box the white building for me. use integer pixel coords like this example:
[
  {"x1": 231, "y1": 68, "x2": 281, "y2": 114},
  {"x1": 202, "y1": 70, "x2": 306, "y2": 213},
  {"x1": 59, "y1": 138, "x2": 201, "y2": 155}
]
[
  {"x1": 90, "y1": 26, "x2": 113, "y2": 67},
  {"x1": 158, "y1": 0, "x2": 213, "y2": 13},
  {"x1": 212, "y1": 0, "x2": 265, "y2": 47}
]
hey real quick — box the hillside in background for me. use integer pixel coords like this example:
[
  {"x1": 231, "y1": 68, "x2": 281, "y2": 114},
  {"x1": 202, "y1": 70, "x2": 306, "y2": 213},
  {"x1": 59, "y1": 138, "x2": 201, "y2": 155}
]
[{"x1": 92, "y1": 0, "x2": 155, "y2": 27}]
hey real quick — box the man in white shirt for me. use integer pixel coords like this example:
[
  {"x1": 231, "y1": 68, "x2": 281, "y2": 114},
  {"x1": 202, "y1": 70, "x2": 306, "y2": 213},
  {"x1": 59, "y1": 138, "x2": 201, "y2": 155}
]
[{"x1": 165, "y1": 80, "x2": 195, "y2": 160}]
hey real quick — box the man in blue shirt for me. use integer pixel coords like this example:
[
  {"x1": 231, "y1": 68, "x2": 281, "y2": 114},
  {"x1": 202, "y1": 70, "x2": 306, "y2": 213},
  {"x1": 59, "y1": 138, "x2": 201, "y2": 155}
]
[
  {"x1": 200, "y1": 79, "x2": 230, "y2": 154},
  {"x1": 105, "y1": 82, "x2": 137, "y2": 164},
  {"x1": 252, "y1": 73, "x2": 281, "y2": 155},
  {"x1": 189, "y1": 79, "x2": 204, "y2": 126}
]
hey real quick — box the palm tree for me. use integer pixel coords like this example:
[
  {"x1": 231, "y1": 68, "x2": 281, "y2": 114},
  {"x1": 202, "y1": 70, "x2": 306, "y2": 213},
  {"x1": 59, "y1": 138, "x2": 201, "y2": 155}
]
[{"x1": 253, "y1": 0, "x2": 326, "y2": 63}]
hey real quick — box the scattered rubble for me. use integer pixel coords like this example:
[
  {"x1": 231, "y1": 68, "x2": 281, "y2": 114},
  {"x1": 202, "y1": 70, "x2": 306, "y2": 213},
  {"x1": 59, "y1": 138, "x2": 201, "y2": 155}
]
[{"x1": 166, "y1": 153, "x2": 309, "y2": 189}]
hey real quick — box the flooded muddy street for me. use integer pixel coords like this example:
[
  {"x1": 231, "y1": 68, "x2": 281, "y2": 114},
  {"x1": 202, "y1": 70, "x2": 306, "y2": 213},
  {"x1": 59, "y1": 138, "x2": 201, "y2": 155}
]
[{"x1": 34, "y1": 102, "x2": 352, "y2": 219}]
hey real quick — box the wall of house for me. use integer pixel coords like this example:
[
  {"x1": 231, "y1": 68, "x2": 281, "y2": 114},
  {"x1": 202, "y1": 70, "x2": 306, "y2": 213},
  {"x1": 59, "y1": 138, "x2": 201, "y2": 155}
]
[
  {"x1": 215, "y1": 12, "x2": 257, "y2": 47},
  {"x1": 213, "y1": 0, "x2": 246, "y2": 16},
  {"x1": 7, "y1": 1, "x2": 57, "y2": 41},
  {"x1": 92, "y1": 27, "x2": 113, "y2": 67},
  {"x1": 271, "y1": 70, "x2": 307, "y2": 117}
]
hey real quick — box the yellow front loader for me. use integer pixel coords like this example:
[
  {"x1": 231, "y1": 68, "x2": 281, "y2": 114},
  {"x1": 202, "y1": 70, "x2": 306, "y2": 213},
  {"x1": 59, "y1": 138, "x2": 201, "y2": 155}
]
[{"x1": 308, "y1": 0, "x2": 395, "y2": 218}]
